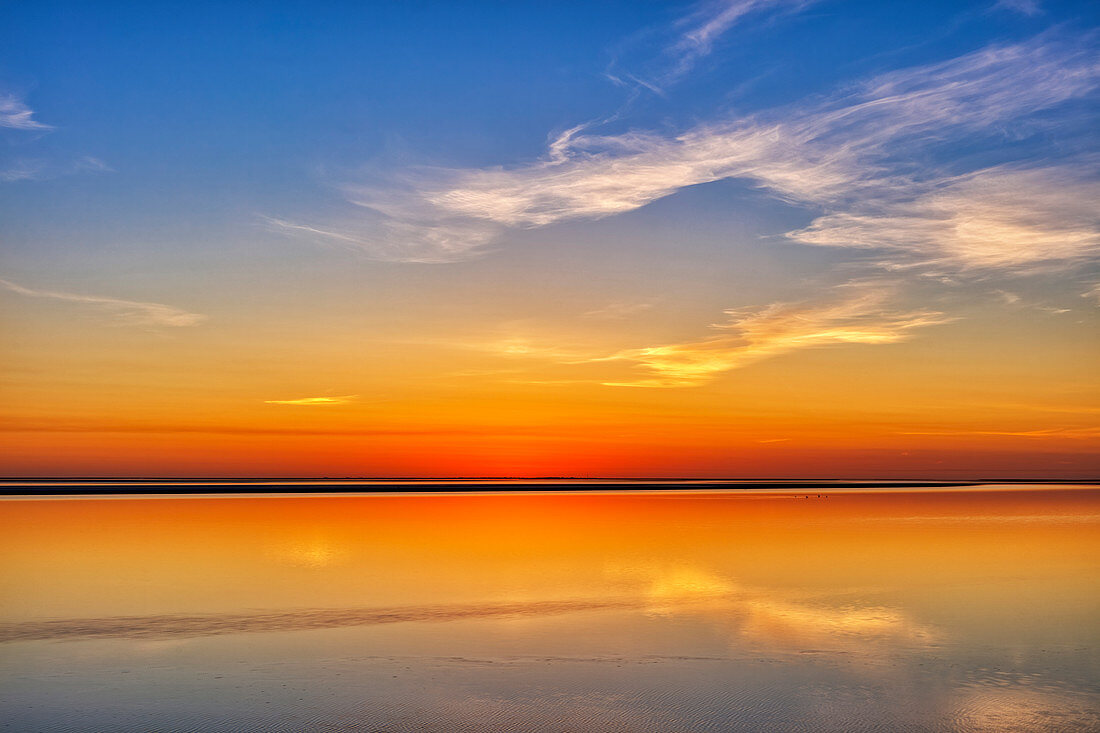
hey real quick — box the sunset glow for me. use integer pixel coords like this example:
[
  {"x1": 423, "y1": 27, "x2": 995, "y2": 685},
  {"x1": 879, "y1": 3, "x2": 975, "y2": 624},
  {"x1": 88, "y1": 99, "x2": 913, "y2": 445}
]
[{"x1": 2, "y1": 1, "x2": 1097, "y2": 478}]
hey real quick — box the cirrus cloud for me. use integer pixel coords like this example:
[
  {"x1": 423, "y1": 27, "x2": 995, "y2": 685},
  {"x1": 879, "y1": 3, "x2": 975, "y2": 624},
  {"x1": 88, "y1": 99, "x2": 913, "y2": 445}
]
[
  {"x1": 598, "y1": 284, "x2": 951, "y2": 387},
  {"x1": 0, "y1": 278, "x2": 206, "y2": 328},
  {"x1": 275, "y1": 33, "x2": 1098, "y2": 270},
  {"x1": 0, "y1": 93, "x2": 51, "y2": 131}
]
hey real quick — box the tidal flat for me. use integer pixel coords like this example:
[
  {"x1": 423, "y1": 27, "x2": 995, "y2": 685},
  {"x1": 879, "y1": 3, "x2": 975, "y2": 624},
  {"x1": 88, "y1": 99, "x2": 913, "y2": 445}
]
[{"x1": 1, "y1": 484, "x2": 1098, "y2": 731}]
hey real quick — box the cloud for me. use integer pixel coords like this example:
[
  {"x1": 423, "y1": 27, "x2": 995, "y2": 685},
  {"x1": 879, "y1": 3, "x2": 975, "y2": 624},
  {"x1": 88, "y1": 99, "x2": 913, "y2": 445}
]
[
  {"x1": 441, "y1": 285, "x2": 951, "y2": 388},
  {"x1": 664, "y1": 0, "x2": 808, "y2": 83},
  {"x1": 605, "y1": 0, "x2": 810, "y2": 96},
  {"x1": 900, "y1": 427, "x2": 1100, "y2": 439},
  {"x1": 0, "y1": 278, "x2": 206, "y2": 327},
  {"x1": 581, "y1": 301, "x2": 655, "y2": 319},
  {"x1": 471, "y1": 335, "x2": 593, "y2": 363},
  {"x1": 407, "y1": 122, "x2": 841, "y2": 229},
  {"x1": 262, "y1": 215, "x2": 498, "y2": 264},
  {"x1": 264, "y1": 395, "x2": 358, "y2": 406},
  {"x1": 263, "y1": 20, "x2": 1093, "y2": 389},
  {"x1": 73, "y1": 156, "x2": 112, "y2": 174},
  {"x1": 0, "y1": 420, "x2": 555, "y2": 437},
  {"x1": 284, "y1": 34, "x2": 1096, "y2": 266},
  {"x1": 987, "y1": 286, "x2": 1077, "y2": 315},
  {"x1": 0, "y1": 160, "x2": 45, "y2": 182},
  {"x1": 0, "y1": 93, "x2": 51, "y2": 130},
  {"x1": 0, "y1": 91, "x2": 109, "y2": 184},
  {"x1": 422, "y1": 37, "x2": 1094, "y2": 230},
  {"x1": 599, "y1": 284, "x2": 950, "y2": 387},
  {"x1": 995, "y1": 0, "x2": 1042, "y2": 16},
  {"x1": 0, "y1": 155, "x2": 112, "y2": 184},
  {"x1": 789, "y1": 166, "x2": 1100, "y2": 270}
]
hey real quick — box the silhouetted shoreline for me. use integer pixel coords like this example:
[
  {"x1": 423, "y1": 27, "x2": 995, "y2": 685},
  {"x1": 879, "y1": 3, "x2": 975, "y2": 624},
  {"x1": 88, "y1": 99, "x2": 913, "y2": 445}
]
[{"x1": 1, "y1": 478, "x2": 1095, "y2": 495}]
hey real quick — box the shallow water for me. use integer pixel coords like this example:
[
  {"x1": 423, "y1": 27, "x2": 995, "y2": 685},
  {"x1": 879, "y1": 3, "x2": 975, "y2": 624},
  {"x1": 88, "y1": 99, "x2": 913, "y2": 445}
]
[{"x1": 1, "y1": 485, "x2": 1098, "y2": 731}]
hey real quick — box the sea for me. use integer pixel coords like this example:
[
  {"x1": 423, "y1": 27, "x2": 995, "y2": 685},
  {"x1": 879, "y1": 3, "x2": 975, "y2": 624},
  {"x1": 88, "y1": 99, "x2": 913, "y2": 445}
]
[{"x1": 1, "y1": 481, "x2": 1098, "y2": 731}]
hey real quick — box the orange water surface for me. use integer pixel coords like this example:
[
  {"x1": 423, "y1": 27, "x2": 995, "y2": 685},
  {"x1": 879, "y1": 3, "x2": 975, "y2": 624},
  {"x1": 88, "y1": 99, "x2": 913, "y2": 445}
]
[{"x1": 1, "y1": 485, "x2": 1098, "y2": 731}]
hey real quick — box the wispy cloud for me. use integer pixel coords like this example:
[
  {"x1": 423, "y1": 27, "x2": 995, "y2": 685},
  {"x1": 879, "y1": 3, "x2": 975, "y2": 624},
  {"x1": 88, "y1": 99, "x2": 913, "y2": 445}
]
[
  {"x1": 995, "y1": 0, "x2": 1042, "y2": 16},
  {"x1": 73, "y1": 156, "x2": 111, "y2": 174},
  {"x1": 421, "y1": 36, "x2": 1095, "y2": 248},
  {"x1": 470, "y1": 335, "x2": 593, "y2": 363},
  {"x1": 0, "y1": 420, "x2": 553, "y2": 437},
  {"x1": 790, "y1": 166, "x2": 1100, "y2": 270},
  {"x1": 262, "y1": 214, "x2": 498, "y2": 264},
  {"x1": 0, "y1": 278, "x2": 206, "y2": 327},
  {"x1": 439, "y1": 284, "x2": 950, "y2": 388},
  {"x1": 664, "y1": 0, "x2": 808, "y2": 83},
  {"x1": 264, "y1": 395, "x2": 359, "y2": 406},
  {"x1": 282, "y1": 34, "x2": 1096, "y2": 267},
  {"x1": 598, "y1": 284, "x2": 950, "y2": 387},
  {"x1": 961, "y1": 401, "x2": 1100, "y2": 416},
  {"x1": 988, "y1": 286, "x2": 1076, "y2": 315},
  {"x1": 1, "y1": 93, "x2": 111, "y2": 183},
  {"x1": 0, "y1": 155, "x2": 112, "y2": 184},
  {"x1": 606, "y1": 0, "x2": 810, "y2": 96},
  {"x1": 0, "y1": 93, "x2": 51, "y2": 130},
  {"x1": 264, "y1": 18, "x2": 1095, "y2": 389},
  {"x1": 0, "y1": 160, "x2": 45, "y2": 183},
  {"x1": 582, "y1": 301, "x2": 655, "y2": 320},
  {"x1": 900, "y1": 427, "x2": 1100, "y2": 439}
]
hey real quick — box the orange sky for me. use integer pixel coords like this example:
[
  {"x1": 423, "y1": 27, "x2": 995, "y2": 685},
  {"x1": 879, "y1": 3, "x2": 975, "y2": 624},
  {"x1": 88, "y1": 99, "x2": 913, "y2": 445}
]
[{"x1": 2, "y1": 303, "x2": 1097, "y2": 476}]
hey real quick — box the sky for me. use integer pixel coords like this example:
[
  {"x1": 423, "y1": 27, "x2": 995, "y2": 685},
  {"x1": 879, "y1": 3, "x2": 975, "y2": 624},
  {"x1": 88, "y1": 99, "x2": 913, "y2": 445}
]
[{"x1": 1, "y1": 0, "x2": 1097, "y2": 478}]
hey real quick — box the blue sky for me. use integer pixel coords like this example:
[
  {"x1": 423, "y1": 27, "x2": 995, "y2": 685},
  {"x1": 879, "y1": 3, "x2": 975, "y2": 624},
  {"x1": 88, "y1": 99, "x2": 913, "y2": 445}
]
[
  {"x1": 3, "y1": 0, "x2": 1097, "y2": 319},
  {"x1": 4, "y1": 1, "x2": 1094, "y2": 222}
]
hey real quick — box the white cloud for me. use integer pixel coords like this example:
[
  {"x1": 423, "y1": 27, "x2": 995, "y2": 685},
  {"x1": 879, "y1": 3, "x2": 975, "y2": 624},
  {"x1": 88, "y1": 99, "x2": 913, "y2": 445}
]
[
  {"x1": 281, "y1": 34, "x2": 1096, "y2": 266},
  {"x1": 0, "y1": 160, "x2": 46, "y2": 182},
  {"x1": 1, "y1": 93, "x2": 110, "y2": 183},
  {"x1": 262, "y1": 215, "x2": 498, "y2": 264},
  {"x1": 0, "y1": 93, "x2": 51, "y2": 130},
  {"x1": 423, "y1": 37, "x2": 1094, "y2": 233},
  {"x1": 664, "y1": 0, "x2": 808, "y2": 82},
  {"x1": 605, "y1": 0, "x2": 811, "y2": 96},
  {"x1": 0, "y1": 278, "x2": 206, "y2": 327},
  {"x1": 73, "y1": 156, "x2": 112, "y2": 174},
  {"x1": 789, "y1": 166, "x2": 1100, "y2": 270},
  {"x1": 0, "y1": 155, "x2": 113, "y2": 184},
  {"x1": 995, "y1": 0, "x2": 1042, "y2": 16},
  {"x1": 264, "y1": 18, "x2": 1095, "y2": 388}
]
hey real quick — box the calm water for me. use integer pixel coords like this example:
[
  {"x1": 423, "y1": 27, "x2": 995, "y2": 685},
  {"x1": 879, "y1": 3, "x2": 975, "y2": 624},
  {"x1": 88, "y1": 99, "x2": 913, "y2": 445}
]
[{"x1": 1, "y1": 485, "x2": 1098, "y2": 731}]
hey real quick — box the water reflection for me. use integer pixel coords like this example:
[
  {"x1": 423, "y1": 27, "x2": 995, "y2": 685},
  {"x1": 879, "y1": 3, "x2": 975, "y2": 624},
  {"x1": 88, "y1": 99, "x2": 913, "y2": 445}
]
[
  {"x1": 266, "y1": 535, "x2": 348, "y2": 568},
  {"x1": 1, "y1": 486, "x2": 1097, "y2": 731}
]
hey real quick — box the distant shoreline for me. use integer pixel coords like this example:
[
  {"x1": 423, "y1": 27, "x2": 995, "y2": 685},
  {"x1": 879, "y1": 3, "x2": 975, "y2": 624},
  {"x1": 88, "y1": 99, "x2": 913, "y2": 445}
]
[{"x1": 1, "y1": 478, "x2": 1096, "y2": 496}]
